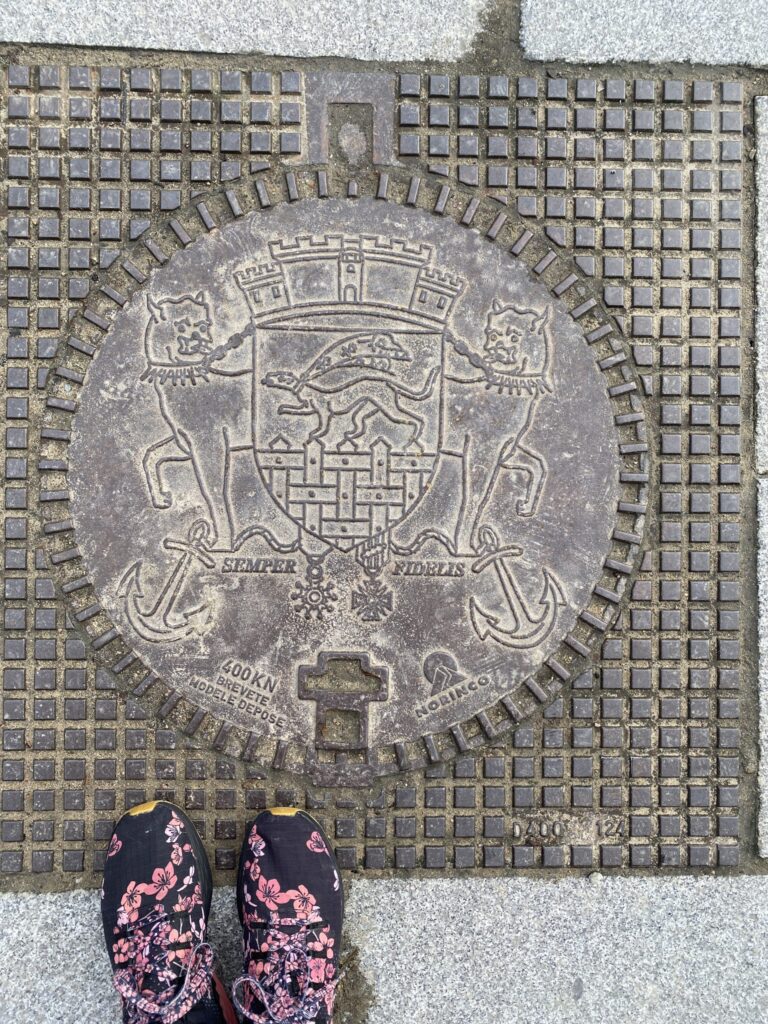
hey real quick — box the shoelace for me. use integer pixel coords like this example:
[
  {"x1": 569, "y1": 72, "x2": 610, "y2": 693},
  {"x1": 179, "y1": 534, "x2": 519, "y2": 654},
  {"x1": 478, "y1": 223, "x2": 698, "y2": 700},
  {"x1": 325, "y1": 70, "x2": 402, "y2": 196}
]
[
  {"x1": 231, "y1": 918, "x2": 339, "y2": 1024},
  {"x1": 112, "y1": 910, "x2": 214, "y2": 1024}
]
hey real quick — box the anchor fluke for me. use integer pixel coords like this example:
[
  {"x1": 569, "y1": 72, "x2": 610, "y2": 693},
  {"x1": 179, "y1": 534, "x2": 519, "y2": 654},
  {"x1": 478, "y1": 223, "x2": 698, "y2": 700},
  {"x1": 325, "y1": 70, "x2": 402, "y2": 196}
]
[
  {"x1": 118, "y1": 520, "x2": 215, "y2": 644},
  {"x1": 468, "y1": 598, "x2": 501, "y2": 642},
  {"x1": 468, "y1": 528, "x2": 565, "y2": 649}
]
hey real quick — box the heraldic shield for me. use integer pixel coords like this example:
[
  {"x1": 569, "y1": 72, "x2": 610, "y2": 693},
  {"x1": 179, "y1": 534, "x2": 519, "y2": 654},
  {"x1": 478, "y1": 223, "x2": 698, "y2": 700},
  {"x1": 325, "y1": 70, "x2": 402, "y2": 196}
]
[{"x1": 235, "y1": 234, "x2": 464, "y2": 561}]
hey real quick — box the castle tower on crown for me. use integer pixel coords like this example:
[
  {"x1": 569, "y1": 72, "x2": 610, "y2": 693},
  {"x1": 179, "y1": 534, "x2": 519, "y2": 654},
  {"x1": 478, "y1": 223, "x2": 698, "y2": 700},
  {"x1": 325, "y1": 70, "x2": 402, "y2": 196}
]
[{"x1": 234, "y1": 234, "x2": 463, "y2": 331}]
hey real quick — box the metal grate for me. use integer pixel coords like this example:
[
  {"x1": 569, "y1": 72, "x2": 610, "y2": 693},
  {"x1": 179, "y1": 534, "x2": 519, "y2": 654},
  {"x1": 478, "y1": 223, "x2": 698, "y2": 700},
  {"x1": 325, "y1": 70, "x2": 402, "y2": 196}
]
[{"x1": 0, "y1": 54, "x2": 755, "y2": 884}]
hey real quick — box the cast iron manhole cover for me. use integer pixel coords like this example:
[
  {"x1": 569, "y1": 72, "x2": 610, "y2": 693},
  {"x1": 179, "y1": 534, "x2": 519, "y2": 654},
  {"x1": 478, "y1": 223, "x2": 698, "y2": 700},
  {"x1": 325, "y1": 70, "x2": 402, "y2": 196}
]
[
  {"x1": 2, "y1": 58, "x2": 751, "y2": 881},
  {"x1": 46, "y1": 168, "x2": 645, "y2": 785}
]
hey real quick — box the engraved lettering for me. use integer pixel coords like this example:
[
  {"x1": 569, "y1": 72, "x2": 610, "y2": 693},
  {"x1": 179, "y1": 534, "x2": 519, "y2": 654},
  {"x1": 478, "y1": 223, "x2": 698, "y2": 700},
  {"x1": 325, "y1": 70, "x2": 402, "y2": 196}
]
[
  {"x1": 221, "y1": 557, "x2": 298, "y2": 574},
  {"x1": 393, "y1": 560, "x2": 465, "y2": 577}
]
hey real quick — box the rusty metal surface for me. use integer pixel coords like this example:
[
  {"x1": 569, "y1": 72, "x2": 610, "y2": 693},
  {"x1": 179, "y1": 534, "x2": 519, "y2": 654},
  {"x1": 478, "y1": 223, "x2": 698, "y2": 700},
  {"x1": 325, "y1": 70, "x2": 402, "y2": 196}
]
[{"x1": 0, "y1": 56, "x2": 754, "y2": 884}]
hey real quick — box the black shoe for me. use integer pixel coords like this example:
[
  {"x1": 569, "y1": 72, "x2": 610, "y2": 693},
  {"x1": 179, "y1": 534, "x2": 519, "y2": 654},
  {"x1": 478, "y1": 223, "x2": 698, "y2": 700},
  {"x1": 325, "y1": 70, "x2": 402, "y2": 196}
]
[
  {"x1": 232, "y1": 808, "x2": 344, "y2": 1023},
  {"x1": 102, "y1": 800, "x2": 237, "y2": 1024}
]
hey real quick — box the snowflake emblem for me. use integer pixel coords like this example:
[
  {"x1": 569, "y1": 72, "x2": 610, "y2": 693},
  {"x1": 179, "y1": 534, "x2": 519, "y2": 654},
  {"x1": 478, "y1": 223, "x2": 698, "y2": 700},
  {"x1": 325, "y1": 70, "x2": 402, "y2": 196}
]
[
  {"x1": 290, "y1": 579, "x2": 338, "y2": 620},
  {"x1": 351, "y1": 579, "x2": 394, "y2": 622}
]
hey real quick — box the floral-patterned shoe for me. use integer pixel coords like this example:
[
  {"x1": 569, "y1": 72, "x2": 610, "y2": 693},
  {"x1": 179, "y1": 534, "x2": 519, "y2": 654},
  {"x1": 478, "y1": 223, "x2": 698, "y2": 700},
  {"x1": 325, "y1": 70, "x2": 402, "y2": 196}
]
[
  {"x1": 232, "y1": 808, "x2": 344, "y2": 1023},
  {"x1": 101, "y1": 800, "x2": 237, "y2": 1024}
]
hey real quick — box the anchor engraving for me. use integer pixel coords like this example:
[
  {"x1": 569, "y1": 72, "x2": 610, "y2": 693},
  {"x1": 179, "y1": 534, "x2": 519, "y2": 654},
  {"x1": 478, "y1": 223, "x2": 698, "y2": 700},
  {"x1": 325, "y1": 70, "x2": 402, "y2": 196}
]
[
  {"x1": 469, "y1": 526, "x2": 565, "y2": 649},
  {"x1": 119, "y1": 521, "x2": 215, "y2": 643}
]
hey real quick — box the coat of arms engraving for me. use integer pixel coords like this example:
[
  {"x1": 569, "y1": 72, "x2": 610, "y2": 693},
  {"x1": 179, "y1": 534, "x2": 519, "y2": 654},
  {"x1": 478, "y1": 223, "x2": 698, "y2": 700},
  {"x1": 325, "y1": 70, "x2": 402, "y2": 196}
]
[
  {"x1": 65, "y1": 190, "x2": 632, "y2": 778},
  {"x1": 132, "y1": 232, "x2": 562, "y2": 650}
]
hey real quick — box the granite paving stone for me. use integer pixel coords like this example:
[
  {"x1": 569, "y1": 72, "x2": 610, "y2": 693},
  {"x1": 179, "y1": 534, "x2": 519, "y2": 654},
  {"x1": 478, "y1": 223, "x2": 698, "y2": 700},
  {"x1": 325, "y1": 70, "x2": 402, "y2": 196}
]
[
  {"x1": 521, "y1": 0, "x2": 768, "y2": 68},
  {"x1": 3, "y1": 878, "x2": 768, "y2": 1023},
  {"x1": 0, "y1": 0, "x2": 488, "y2": 61}
]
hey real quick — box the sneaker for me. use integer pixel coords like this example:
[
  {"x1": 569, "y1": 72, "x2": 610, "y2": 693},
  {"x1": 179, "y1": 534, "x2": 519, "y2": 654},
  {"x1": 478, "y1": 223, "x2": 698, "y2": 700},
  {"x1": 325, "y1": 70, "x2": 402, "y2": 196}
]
[
  {"x1": 102, "y1": 799, "x2": 237, "y2": 1024},
  {"x1": 232, "y1": 808, "x2": 344, "y2": 1023}
]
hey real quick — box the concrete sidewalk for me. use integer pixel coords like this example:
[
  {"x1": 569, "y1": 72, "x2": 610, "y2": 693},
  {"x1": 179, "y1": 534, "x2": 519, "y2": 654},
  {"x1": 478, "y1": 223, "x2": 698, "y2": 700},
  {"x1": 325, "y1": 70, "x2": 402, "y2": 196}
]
[
  {"x1": 521, "y1": 0, "x2": 768, "y2": 67},
  {"x1": 3, "y1": 877, "x2": 768, "y2": 1024},
  {"x1": 0, "y1": 0, "x2": 487, "y2": 60}
]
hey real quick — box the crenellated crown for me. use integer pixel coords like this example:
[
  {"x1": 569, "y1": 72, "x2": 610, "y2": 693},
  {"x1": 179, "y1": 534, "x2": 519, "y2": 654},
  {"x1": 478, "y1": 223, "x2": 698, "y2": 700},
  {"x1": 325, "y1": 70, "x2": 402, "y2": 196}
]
[{"x1": 234, "y1": 234, "x2": 464, "y2": 329}]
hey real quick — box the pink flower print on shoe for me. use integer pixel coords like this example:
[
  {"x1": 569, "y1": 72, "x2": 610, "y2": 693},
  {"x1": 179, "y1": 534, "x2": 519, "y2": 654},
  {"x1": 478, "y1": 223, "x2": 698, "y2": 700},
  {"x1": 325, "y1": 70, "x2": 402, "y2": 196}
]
[
  {"x1": 102, "y1": 800, "x2": 237, "y2": 1024},
  {"x1": 233, "y1": 809, "x2": 344, "y2": 1023},
  {"x1": 255, "y1": 876, "x2": 294, "y2": 914},
  {"x1": 143, "y1": 862, "x2": 178, "y2": 901},
  {"x1": 306, "y1": 832, "x2": 327, "y2": 855},
  {"x1": 292, "y1": 885, "x2": 318, "y2": 920}
]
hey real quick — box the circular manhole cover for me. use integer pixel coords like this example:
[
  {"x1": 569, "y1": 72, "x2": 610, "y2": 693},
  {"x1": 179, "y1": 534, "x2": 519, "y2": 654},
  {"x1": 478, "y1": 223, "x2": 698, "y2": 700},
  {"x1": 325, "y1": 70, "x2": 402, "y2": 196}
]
[{"x1": 43, "y1": 168, "x2": 647, "y2": 785}]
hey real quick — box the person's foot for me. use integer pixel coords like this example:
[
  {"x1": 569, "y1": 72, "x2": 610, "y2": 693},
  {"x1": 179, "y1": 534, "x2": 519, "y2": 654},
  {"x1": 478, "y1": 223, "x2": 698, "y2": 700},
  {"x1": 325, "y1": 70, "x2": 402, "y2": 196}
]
[
  {"x1": 102, "y1": 800, "x2": 237, "y2": 1024},
  {"x1": 233, "y1": 808, "x2": 344, "y2": 1023}
]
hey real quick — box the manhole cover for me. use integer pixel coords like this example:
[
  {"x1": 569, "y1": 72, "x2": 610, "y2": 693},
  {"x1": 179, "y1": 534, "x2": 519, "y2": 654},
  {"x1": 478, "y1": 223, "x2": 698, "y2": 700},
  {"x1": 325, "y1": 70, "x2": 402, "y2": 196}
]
[
  {"x1": 1, "y1": 57, "x2": 752, "y2": 882},
  {"x1": 49, "y1": 170, "x2": 644, "y2": 784}
]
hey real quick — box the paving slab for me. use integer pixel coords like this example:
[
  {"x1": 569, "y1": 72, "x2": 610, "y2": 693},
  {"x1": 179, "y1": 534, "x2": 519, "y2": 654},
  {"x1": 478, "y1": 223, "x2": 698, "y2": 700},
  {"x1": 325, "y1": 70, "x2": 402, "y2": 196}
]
[
  {"x1": 760, "y1": 479, "x2": 768, "y2": 856},
  {"x1": 3, "y1": 877, "x2": 768, "y2": 1024},
  {"x1": 0, "y1": 0, "x2": 488, "y2": 61},
  {"x1": 521, "y1": 0, "x2": 768, "y2": 68}
]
